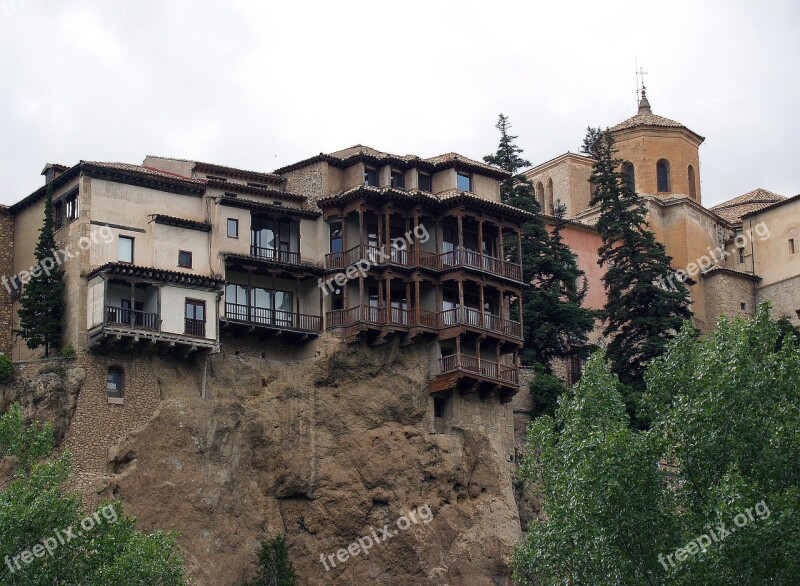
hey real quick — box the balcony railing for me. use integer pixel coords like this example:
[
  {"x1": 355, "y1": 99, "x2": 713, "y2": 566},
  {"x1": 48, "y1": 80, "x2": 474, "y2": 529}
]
[
  {"x1": 324, "y1": 244, "x2": 522, "y2": 281},
  {"x1": 437, "y1": 352, "x2": 519, "y2": 385},
  {"x1": 325, "y1": 305, "x2": 521, "y2": 339},
  {"x1": 438, "y1": 307, "x2": 523, "y2": 339},
  {"x1": 106, "y1": 305, "x2": 160, "y2": 330},
  {"x1": 250, "y1": 246, "x2": 300, "y2": 265},
  {"x1": 184, "y1": 318, "x2": 206, "y2": 337},
  {"x1": 225, "y1": 302, "x2": 322, "y2": 332}
]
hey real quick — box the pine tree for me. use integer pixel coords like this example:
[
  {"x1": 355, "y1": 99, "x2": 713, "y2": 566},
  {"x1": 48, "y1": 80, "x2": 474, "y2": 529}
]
[
  {"x1": 582, "y1": 127, "x2": 691, "y2": 391},
  {"x1": 484, "y1": 114, "x2": 595, "y2": 371},
  {"x1": 15, "y1": 184, "x2": 65, "y2": 356}
]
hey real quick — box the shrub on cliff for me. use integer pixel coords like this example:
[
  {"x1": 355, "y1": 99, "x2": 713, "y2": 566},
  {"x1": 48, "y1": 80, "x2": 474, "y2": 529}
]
[
  {"x1": 0, "y1": 355, "x2": 12, "y2": 382},
  {"x1": 244, "y1": 535, "x2": 298, "y2": 586},
  {"x1": 0, "y1": 403, "x2": 187, "y2": 584},
  {"x1": 513, "y1": 306, "x2": 800, "y2": 585}
]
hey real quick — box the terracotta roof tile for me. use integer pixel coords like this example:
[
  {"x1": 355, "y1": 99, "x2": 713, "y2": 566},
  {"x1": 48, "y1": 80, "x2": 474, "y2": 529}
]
[{"x1": 710, "y1": 188, "x2": 785, "y2": 223}]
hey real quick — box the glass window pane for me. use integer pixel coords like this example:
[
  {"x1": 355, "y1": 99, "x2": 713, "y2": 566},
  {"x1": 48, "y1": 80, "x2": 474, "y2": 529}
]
[
  {"x1": 457, "y1": 173, "x2": 472, "y2": 192},
  {"x1": 418, "y1": 173, "x2": 432, "y2": 192},
  {"x1": 118, "y1": 237, "x2": 133, "y2": 263},
  {"x1": 227, "y1": 219, "x2": 238, "y2": 238}
]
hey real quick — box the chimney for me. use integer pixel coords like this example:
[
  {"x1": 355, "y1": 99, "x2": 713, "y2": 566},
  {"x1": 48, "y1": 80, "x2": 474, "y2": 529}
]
[{"x1": 41, "y1": 163, "x2": 67, "y2": 184}]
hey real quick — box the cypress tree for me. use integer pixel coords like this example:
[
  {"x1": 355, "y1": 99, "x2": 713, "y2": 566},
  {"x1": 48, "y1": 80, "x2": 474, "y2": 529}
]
[
  {"x1": 15, "y1": 184, "x2": 65, "y2": 356},
  {"x1": 484, "y1": 114, "x2": 595, "y2": 371},
  {"x1": 582, "y1": 127, "x2": 691, "y2": 392}
]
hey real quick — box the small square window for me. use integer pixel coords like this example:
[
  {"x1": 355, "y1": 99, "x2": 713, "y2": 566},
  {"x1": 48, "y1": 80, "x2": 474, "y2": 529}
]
[
  {"x1": 364, "y1": 167, "x2": 379, "y2": 187},
  {"x1": 737, "y1": 247, "x2": 745, "y2": 264},
  {"x1": 740, "y1": 302, "x2": 747, "y2": 311},
  {"x1": 418, "y1": 173, "x2": 432, "y2": 192},
  {"x1": 434, "y1": 396, "x2": 447, "y2": 418},
  {"x1": 107, "y1": 367, "x2": 124, "y2": 399},
  {"x1": 790, "y1": 238, "x2": 796, "y2": 255},
  {"x1": 227, "y1": 218, "x2": 239, "y2": 238},
  {"x1": 457, "y1": 173, "x2": 472, "y2": 192},
  {"x1": 118, "y1": 236, "x2": 134, "y2": 264},
  {"x1": 391, "y1": 170, "x2": 405, "y2": 189},
  {"x1": 178, "y1": 250, "x2": 193, "y2": 268}
]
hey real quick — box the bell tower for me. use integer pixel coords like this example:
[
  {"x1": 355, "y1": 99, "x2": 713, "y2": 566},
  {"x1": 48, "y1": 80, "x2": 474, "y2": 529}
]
[{"x1": 611, "y1": 87, "x2": 705, "y2": 203}]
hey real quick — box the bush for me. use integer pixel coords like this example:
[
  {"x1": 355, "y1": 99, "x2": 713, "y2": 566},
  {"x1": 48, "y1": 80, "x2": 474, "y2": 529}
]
[
  {"x1": 59, "y1": 344, "x2": 77, "y2": 359},
  {"x1": 244, "y1": 535, "x2": 298, "y2": 586},
  {"x1": 528, "y1": 365, "x2": 566, "y2": 419},
  {"x1": 0, "y1": 354, "x2": 12, "y2": 382}
]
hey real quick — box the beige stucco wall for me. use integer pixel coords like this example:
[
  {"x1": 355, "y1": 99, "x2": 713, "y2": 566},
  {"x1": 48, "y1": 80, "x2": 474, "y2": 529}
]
[
  {"x1": 161, "y1": 286, "x2": 218, "y2": 340},
  {"x1": 523, "y1": 155, "x2": 593, "y2": 218}
]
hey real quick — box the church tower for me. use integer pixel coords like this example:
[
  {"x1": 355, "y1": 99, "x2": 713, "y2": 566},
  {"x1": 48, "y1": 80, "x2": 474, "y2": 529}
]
[{"x1": 611, "y1": 88, "x2": 705, "y2": 204}]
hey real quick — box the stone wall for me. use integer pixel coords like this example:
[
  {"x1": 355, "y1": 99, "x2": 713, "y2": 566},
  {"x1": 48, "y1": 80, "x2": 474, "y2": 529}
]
[
  {"x1": 757, "y1": 275, "x2": 800, "y2": 325},
  {"x1": 702, "y1": 270, "x2": 757, "y2": 326},
  {"x1": 0, "y1": 206, "x2": 13, "y2": 356}
]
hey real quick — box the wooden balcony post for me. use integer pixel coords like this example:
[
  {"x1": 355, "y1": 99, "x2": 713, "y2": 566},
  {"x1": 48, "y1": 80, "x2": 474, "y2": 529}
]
[
  {"x1": 495, "y1": 342, "x2": 501, "y2": 365},
  {"x1": 413, "y1": 210, "x2": 421, "y2": 266},
  {"x1": 479, "y1": 283, "x2": 485, "y2": 328},
  {"x1": 359, "y1": 275, "x2": 364, "y2": 307},
  {"x1": 457, "y1": 278, "x2": 464, "y2": 322},
  {"x1": 455, "y1": 335, "x2": 461, "y2": 369},
  {"x1": 457, "y1": 214, "x2": 464, "y2": 260},
  {"x1": 477, "y1": 219, "x2": 484, "y2": 266},
  {"x1": 476, "y1": 338, "x2": 481, "y2": 371},
  {"x1": 342, "y1": 211, "x2": 349, "y2": 252},
  {"x1": 414, "y1": 274, "x2": 421, "y2": 325},
  {"x1": 386, "y1": 274, "x2": 392, "y2": 324},
  {"x1": 499, "y1": 224, "x2": 505, "y2": 259},
  {"x1": 435, "y1": 219, "x2": 442, "y2": 255},
  {"x1": 358, "y1": 208, "x2": 365, "y2": 251},
  {"x1": 384, "y1": 207, "x2": 391, "y2": 258},
  {"x1": 517, "y1": 291, "x2": 523, "y2": 324},
  {"x1": 516, "y1": 228, "x2": 523, "y2": 276},
  {"x1": 129, "y1": 281, "x2": 135, "y2": 326},
  {"x1": 103, "y1": 276, "x2": 109, "y2": 326},
  {"x1": 295, "y1": 277, "x2": 301, "y2": 326}
]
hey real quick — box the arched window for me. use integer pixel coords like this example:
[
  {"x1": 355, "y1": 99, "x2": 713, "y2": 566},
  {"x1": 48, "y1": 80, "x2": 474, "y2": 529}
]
[
  {"x1": 546, "y1": 178, "x2": 554, "y2": 214},
  {"x1": 622, "y1": 162, "x2": 635, "y2": 192},
  {"x1": 789, "y1": 227, "x2": 798, "y2": 256},
  {"x1": 535, "y1": 182, "x2": 545, "y2": 210},
  {"x1": 656, "y1": 159, "x2": 671, "y2": 192},
  {"x1": 688, "y1": 165, "x2": 696, "y2": 199},
  {"x1": 107, "y1": 366, "x2": 124, "y2": 401}
]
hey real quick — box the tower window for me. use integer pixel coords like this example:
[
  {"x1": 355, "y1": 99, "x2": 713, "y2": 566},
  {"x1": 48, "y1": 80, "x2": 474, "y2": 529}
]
[
  {"x1": 657, "y1": 160, "x2": 671, "y2": 192},
  {"x1": 457, "y1": 173, "x2": 472, "y2": 192},
  {"x1": 535, "y1": 181, "x2": 545, "y2": 209},
  {"x1": 418, "y1": 172, "x2": 432, "y2": 192},
  {"x1": 364, "y1": 167, "x2": 379, "y2": 186},
  {"x1": 622, "y1": 162, "x2": 635, "y2": 192},
  {"x1": 688, "y1": 165, "x2": 696, "y2": 198}
]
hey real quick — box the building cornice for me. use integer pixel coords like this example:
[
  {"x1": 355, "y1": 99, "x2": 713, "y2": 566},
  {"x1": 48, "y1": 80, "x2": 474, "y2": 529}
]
[
  {"x1": 218, "y1": 195, "x2": 321, "y2": 219},
  {"x1": 151, "y1": 215, "x2": 212, "y2": 232},
  {"x1": 88, "y1": 263, "x2": 224, "y2": 288}
]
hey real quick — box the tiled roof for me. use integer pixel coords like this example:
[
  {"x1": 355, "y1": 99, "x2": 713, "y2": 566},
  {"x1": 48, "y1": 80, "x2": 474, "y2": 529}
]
[
  {"x1": 151, "y1": 214, "x2": 212, "y2": 232},
  {"x1": 146, "y1": 155, "x2": 284, "y2": 184},
  {"x1": 88, "y1": 262, "x2": 225, "y2": 288},
  {"x1": 275, "y1": 145, "x2": 510, "y2": 179},
  {"x1": 710, "y1": 188, "x2": 785, "y2": 223},
  {"x1": 611, "y1": 89, "x2": 703, "y2": 142},
  {"x1": 318, "y1": 185, "x2": 534, "y2": 221},
  {"x1": 83, "y1": 161, "x2": 206, "y2": 185}
]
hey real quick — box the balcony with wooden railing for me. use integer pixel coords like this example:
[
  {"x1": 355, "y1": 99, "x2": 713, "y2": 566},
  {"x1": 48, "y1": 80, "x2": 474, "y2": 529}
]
[
  {"x1": 324, "y1": 244, "x2": 522, "y2": 282},
  {"x1": 106, "y1": 305, "x2": 160, "y2": 331},
  {"x1": 224, "y1": 302, "x2": 322, "y2": 334},
  {"x1": 431, "y1": 351, "x2": 519, "y2": 400},
  {"x1": 438, "y1": 307, "x2": 523, "y2": 340},
  {"x1": 249, "y1": 246, "x2": 301, "y2": 266}
]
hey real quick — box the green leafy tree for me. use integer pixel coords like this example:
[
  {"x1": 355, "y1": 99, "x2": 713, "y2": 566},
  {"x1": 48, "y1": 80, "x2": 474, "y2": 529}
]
[
  {"x1": 0, "y1": 404, "x2": 186, "y2": 584},
  {"x1": 582, "y1": 127, "x2": 691, "y2": 394},
  {"x1": 15, "y1": 185, "x2": 65, "y2": 357},
  {"x1": 244, "y1": 535, "x2": 298, "y2": 586},
  {"x1": 513, "y1": 305, "x2": 800, "y2": 585},
  {"x1": 484, "y1": 114, "x2": 595, "y2": 372},
  {"x1": 0, "y1": 355, "x2": 12, "y2": 383}
]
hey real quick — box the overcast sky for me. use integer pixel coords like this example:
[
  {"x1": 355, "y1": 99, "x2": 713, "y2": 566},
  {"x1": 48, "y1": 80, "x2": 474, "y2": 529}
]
[{"x1": 1, "y1": 0, "x2": 798, "y2": 207}]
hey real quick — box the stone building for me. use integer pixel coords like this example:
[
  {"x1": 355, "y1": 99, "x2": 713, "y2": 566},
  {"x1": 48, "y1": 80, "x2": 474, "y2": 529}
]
[{"x1": 0, "y1": 204, "x2": 13, "y2": 356}]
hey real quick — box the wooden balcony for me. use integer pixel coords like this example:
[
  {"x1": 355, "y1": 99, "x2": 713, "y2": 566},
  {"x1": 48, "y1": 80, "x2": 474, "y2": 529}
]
[
  {"x1": 222, "y1": 302, "x2": 322, "y2": 336},
  {"x1": 249, "y1": 246, "x2": 301, "y2": 266},
  {"x1": 324, "y1": 245, "x2": 522, "y2": 282},
  {"x1": 106, "y1": 305, "x2": 160, "y2": 330},
  {"x1": 430, "y1": 352, "x2": 519, "y2": 403},
  {"x1": 438, "y1": 307, "x2": 523, "y2": 341}
]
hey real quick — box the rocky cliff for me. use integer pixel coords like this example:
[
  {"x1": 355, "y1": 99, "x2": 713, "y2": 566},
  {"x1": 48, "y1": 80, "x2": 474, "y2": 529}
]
[{"x1": 2, "y1": 334, "x2": 522, "y2": 585}]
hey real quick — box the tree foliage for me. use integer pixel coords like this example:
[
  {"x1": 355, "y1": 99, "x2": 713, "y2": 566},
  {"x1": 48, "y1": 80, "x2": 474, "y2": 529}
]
[
  {"x1": 244, "y1": 535, "x2": 298, "y2": 586},
  {"x1": 15, "y1": 185, "x2": 65, "y2": 357},
  {"x1": 513, "y1": 305, "x2": 800, "y2": 585},
  {"x1": 485, "y1": 114, "x2": 596, "y2": 372},
  {"x1": 0, "y1": 404, "x2": 186, "y2": 585},
  {"x1": 582, "y1": 127, "x2": 691, "y2": 392}
]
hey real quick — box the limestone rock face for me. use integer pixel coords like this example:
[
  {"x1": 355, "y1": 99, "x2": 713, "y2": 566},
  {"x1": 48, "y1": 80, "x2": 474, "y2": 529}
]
[
  {"x1": 0, "y1": 338, "x2": 521, "y2": 584},
  {"x1": 85, "y1": 335, "x2": 522, "y2": 585}
]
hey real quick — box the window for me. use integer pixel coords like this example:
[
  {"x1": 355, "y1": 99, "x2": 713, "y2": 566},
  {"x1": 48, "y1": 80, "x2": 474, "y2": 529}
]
[
  {"x1": 457, "y1": 172, "x2": 472, "y2": 192},
  {"x1": 54, "y1": 200, "x2": 65, "y2": 229},
  {"x1": 789, "y1": 229, "x2": 797, "y2": 255},
  {"x1": 107, "y1": 367, "x2": 124, "y2": 401},
  {"x1": 178, "y1": 250, "x2": 193, "y2": 268},
  {"x1": 390, "y1": 170, "x2": 405, "y2": 189},
  {"x1": 622, "y1": 162, "x2": 635, "y2": 192},
  {"x1": 330, "y1": 222, "x2": 343, "y2": 254},
  {"x1": 227, "y1": 218, "x2": 239, "y2": 238},
  {"x1": 434, "y1": 396, "x2": 447, "y2": 418},
  {"x1": 790, "y1": 238, "x2": 796, "y2": 255},
  {"x1": 65, "y1": 192, "x2": 79, "y2": 222},
  {"x1": 535, "y1": 182, "x2": 545, "y2": 209},
  {"x1": 569, "y1": 356, "x2": 585, "y2": 385},
  {"x1": 53, "y1": 191, "x2": 79, "y2": 229},
  {"x1": 118, "y1": 236, "x2": 134, "y2": 263},
  {"x1": 656, "y1": 159, "x2": 671, "y2": 192},
  {"x1": 546, "y1": 178, "x2": 554, "y2": 214},
  {"x1": 185, "y1": 299, "x2": 206, "y2": 336},
  {"x1": 688, "y1": 165, "x2": 696, "y2": 198},
  {"x1": 251, "y1": 217, "x2": 294, "y2": 261},
  {"x1": 418, "y1": 172, "x2": 432, "y2": 192},
  {"x1": 737, "y1": 247, "x2": 745, "y2": 264},
  {"x1": 364, "y1": 167, "x2": 379, "y2": 186},
  {"x1": 740, "y1": 302, "x2": 747, "y2": 311}
]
